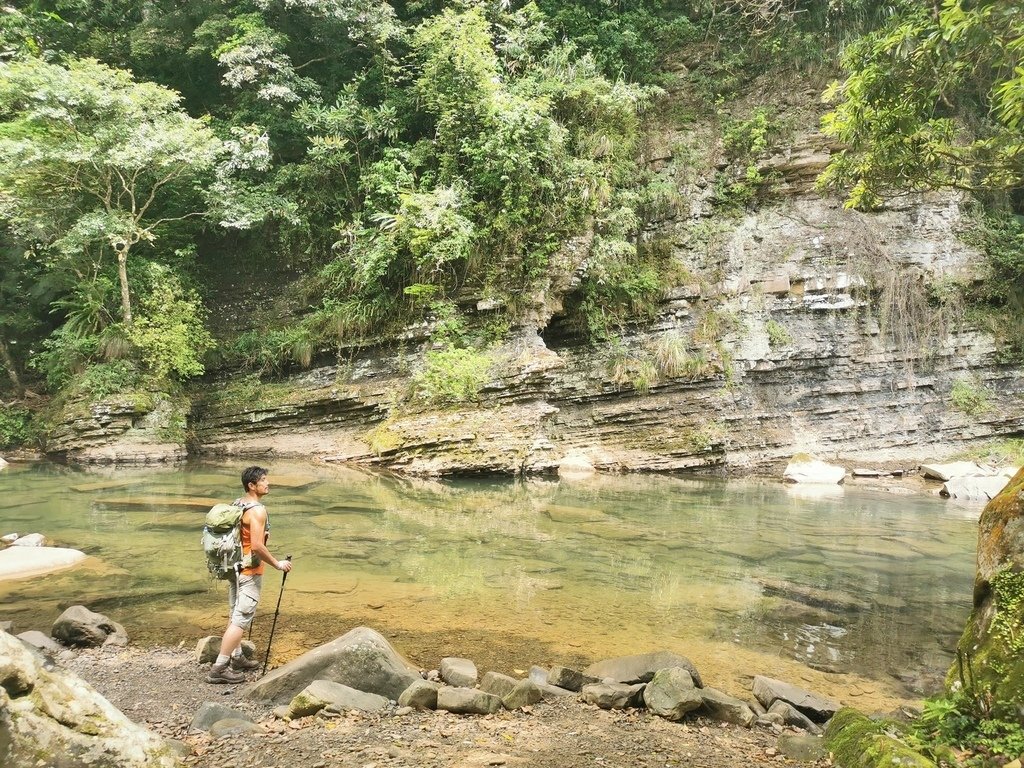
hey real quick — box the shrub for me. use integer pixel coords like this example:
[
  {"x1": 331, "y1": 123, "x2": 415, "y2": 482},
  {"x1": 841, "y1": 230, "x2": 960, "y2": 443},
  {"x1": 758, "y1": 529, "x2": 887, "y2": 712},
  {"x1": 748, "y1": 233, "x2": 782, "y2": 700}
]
[
  {"x1": 76, "y1": 360, "x2": 143, "y2": 399},
  {"x1": 0, "y1": 407, "x2": 36, "y2": 449},
  {"x1": 414, "y1": 347, "x2": 493, "y2": 404},
  {"x1": 765, "y1": 319, "x2": 792, "y2": 348},
  {"x1": 950, "y1": 378, "x2": 991, "y2": 416},
  {"x1": 128, "y1": 270, "x2": 213, "y2": 381}
]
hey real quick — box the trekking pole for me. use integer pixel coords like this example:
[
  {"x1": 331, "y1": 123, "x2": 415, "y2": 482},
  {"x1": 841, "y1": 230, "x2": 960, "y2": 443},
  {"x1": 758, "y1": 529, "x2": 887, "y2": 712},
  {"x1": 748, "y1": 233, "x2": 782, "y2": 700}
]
[{"x1": 261, "y1": 554, "x2": 291, "y2": 677}]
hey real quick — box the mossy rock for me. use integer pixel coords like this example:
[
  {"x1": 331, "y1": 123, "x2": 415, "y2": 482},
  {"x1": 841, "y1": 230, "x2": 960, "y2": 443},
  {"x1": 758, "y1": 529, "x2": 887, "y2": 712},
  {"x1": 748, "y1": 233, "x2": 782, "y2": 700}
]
[
  {"x1": 951, "y1": 467, "x2": 1024, "y2": 717},
  {"x1": 824, "y1": 708, "x2": 934, "y2": 768}
]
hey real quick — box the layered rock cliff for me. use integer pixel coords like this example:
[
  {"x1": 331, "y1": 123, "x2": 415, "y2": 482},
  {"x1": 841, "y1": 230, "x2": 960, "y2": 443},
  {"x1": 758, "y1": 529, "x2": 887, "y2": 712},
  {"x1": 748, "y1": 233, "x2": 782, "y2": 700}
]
[
  {"x1": 45, "y1": 127, "x2": 1024, "y2": 473},
  {"x1": 180, "y1": 134, "x2": 1023, "y2": 474}
]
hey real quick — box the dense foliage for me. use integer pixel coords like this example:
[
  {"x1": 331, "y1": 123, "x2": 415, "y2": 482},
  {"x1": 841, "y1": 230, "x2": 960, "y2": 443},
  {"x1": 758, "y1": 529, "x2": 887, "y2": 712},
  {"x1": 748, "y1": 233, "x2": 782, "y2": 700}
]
[{"x1": 0, "y1": 0, "x2": 1020, "y2": 406}]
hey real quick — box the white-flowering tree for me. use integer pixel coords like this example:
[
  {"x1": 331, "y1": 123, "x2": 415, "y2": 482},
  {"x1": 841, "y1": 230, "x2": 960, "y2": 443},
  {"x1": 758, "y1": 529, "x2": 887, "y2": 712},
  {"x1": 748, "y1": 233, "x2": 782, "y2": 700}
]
[{"x1": 0, "y1": 57, "x2": 238, "y2": 326}]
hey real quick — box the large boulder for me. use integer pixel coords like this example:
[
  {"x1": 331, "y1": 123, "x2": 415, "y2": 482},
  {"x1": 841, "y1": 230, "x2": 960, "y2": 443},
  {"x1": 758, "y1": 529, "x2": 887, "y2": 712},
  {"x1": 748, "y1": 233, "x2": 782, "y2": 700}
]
[
  {"x1": 0, "y1": 631, "x2": 182, "y2": 767},
  {"x1": 52, "y1": 605, "x2": 129, "y2": 648},
  {"x1": 825, "y1": 708, "x2": 934, "y2": 767},
  {"x1": 953, "y1": 468, "x2": 1024, "y2": 717},
  {"x1": 583, "y1": 650, "x2": 703, "y2": 688},
  {"x1": 243, "y1": 626, "x2": 420, "y2": 704}
]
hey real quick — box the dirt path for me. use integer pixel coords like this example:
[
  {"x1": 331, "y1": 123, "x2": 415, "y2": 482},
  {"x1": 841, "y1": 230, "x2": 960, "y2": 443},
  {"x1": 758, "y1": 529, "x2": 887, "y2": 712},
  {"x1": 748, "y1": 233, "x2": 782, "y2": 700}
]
[{"x1": 67, "y1": 646, "x2": 834, "y2": 768}]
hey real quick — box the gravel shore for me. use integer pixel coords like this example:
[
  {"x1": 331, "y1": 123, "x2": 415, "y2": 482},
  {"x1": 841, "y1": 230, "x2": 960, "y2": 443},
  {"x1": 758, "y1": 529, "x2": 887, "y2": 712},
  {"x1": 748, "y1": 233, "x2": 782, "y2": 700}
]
[{"x1": 66, "y1": 645, "x2": 835, "y2": 768}]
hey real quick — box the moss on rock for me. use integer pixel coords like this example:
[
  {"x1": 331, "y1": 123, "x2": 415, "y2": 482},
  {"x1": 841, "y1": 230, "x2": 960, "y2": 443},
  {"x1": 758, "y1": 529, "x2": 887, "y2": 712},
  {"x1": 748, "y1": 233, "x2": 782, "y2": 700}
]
[
  {"x1": 952, "y1": 467, "x2": 1024, "y2": 717},
  {"x1": 824, "y1": 708, "x2": 934, "y2": 768}
]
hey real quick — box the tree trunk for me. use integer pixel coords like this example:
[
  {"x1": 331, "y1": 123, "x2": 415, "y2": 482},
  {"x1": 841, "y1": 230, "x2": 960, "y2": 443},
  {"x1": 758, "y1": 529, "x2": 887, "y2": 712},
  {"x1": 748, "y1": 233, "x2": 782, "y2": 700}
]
[
  {"x1": 116, "y1": 248, "x2": 133, "y2": 325},
  {"x1": 0, "y1": 334, "x2": 23, "y2": 397}
]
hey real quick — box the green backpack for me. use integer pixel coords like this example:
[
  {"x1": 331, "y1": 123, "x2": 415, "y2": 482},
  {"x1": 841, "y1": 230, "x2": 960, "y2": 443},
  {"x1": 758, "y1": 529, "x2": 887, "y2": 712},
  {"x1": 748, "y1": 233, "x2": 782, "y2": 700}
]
[{"x1": 201, "y1": 501, "x2": 259, "y2": 579}]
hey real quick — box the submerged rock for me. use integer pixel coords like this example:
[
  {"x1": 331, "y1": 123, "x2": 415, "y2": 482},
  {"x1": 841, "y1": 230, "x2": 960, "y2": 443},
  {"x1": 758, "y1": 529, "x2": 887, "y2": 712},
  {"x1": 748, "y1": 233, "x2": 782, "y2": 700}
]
[{"x1": 0, "y1": 546, "x2": 88, "y2": 581}]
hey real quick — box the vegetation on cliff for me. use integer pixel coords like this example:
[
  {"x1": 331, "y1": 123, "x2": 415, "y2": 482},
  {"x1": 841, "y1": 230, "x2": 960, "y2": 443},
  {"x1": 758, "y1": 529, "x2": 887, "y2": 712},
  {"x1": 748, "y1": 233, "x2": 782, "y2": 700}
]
[{"x1": 0, "y1": 0, "x2": 1021, "y2": 438}]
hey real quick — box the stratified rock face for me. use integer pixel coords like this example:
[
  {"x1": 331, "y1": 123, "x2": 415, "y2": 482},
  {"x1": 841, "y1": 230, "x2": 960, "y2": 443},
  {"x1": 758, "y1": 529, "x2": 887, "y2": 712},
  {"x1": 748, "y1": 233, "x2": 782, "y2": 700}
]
[
  {"x1": 954, "y1": 468, "x2": 1024, "y2": 715},
  {"x1": 46, "y1": 393, "x2": 188, "y2": 465},
  {"x1": 183, "y1": 188, "x2": 1024, "y2": 476},
  {"x1": 0, "y1": 631, "x2": 181, "y2": 768}
]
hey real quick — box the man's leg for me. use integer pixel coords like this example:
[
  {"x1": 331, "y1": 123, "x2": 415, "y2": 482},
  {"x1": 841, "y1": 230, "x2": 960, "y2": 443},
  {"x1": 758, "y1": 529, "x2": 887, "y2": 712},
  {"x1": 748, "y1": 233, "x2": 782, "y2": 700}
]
[{"x1": 207, "y1": 575, "x2": 262, "y2": 682}]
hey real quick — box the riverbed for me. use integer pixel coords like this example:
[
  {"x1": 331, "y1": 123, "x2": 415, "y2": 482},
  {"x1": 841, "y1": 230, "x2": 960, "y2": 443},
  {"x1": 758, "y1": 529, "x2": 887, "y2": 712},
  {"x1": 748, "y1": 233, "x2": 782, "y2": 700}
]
[{"x1": 0, "y1": 460, "x2": 977, "y2": 711}]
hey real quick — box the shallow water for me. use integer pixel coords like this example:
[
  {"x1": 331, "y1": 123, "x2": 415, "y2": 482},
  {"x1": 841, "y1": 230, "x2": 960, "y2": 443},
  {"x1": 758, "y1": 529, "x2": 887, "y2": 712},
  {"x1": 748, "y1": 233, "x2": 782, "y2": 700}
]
[{"x1": 0, "y1": 461, "x2": 977, "y2": 707}]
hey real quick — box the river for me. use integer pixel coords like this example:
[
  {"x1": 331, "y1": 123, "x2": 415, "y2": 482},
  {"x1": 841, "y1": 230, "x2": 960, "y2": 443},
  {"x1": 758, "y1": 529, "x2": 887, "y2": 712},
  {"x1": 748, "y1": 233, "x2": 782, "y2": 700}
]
[{"x1": 0, "y1": 460, "x2": 977, "y2": 710}]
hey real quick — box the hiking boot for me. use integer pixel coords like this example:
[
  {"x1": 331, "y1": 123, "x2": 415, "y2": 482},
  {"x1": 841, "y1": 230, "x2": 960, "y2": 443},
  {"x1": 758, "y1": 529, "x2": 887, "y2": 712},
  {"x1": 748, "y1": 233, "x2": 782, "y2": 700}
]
[
  {"x1": 230, "y1": 654, "x2": 260, "y2": 671},
  {"x1": 206, "y1": 662, "x2": 246, "y2": 684}
]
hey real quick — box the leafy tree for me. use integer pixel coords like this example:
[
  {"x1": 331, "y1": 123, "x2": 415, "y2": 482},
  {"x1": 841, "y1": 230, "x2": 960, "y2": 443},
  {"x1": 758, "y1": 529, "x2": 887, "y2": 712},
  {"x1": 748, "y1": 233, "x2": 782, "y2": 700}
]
[
  {"x1": 0, "y1": 57, "x2": 224, "y2": 325},
  {"x1": 820, "y1": 0, "x2": 1024, "y2": 209}
]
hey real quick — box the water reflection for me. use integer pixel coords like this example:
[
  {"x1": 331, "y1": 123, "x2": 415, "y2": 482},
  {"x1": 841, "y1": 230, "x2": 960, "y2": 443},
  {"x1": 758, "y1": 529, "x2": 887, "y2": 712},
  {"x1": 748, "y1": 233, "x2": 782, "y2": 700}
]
[{"x1": 0, "y1": 461, "x2": 976, "y2": 706}]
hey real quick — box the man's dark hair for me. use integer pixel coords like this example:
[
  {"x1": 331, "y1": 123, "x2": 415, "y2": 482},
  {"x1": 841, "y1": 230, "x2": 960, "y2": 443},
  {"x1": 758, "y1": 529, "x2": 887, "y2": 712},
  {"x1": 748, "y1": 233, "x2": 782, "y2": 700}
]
[{"x1": 242, "y1": 465, "x2": 268, "y2": 492}]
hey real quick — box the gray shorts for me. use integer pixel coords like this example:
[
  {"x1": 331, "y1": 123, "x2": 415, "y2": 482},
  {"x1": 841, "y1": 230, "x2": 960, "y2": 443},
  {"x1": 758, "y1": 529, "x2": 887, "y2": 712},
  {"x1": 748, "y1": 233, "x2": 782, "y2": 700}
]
[{"x1": 228, "y1": 574, "x2": 262, "y2": 630}]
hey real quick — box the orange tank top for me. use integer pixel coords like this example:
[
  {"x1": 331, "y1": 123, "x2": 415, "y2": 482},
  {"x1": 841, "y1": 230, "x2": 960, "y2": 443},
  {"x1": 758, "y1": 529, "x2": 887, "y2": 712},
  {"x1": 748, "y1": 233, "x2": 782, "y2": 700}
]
[{"x1": 238, "y1": 501, "x2": 269, "y2": 576}]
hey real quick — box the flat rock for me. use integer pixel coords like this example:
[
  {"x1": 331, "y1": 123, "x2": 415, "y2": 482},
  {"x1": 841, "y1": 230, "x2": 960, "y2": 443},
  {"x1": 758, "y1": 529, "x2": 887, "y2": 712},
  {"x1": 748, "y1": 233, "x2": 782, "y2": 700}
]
[
  {"x1": 548, "y1": 665, "x2": 588, "y2": 692},
  {"x1": 557, "y1": 454, "x2": 595, "y2": 478},
  {"x1": 287, "y1": 679, "x2": 390, "y2": 718},
  {"x1": 92, "y1": 496, "x2": 221, "y2": 512},
  {"x1": 580, "y1": 682, "x2": 645, "y2": 710},
  {"x1": 440, "y1": 657, "x2": 478, "y2": 687},
  {"x1": 583, "y1": 650, "x2": 703, "y2": 688},
  {"x1": 940, "y1": 475, "x2": 1010, "y2": 501},
  {"x1": 209, "y1": 718, "x2": 262, "y2": 737},
  {"x1": 699, "y1": 687, "x2": 756, "y2": 727},
  {"x1": 783, "y1": 457, "x2": 846, "y2": 484},
  {"x1": 190, "y1": 702, "x2": 252, "y2": 732},
  {"x1": 753, "y1": 676, "x2": 839, "y2": 722},
  {"x1": 542, "y1": 505, "x2": 608, "y2": 524},
  {"x1": 778, "y1": 733, "x2": 827, "y2": 761},
  {"x1": 920, "y1": 461, "x2": 989, "y2": 482},
  {"x1": 502, "y1": 679, "x2": 542, "y2": 710},
  {"x1": 9, "y1": 533, "x2": 46, "y2": 547},
  {"x1": 436, "y1": 686, "x2": 502, "y2": 715},
  {"x1": 16, "y1": 631, "x2": 64, "y2": 655},
  {"x1": 768, "y1": 700, "x2": 823, "y2": 734},
  {"x1": 0, "y1": 546, "x2": 88, "y2": 581},
  {"x1": 195, "y1": 636, "x2": 255, "y2": 664}
]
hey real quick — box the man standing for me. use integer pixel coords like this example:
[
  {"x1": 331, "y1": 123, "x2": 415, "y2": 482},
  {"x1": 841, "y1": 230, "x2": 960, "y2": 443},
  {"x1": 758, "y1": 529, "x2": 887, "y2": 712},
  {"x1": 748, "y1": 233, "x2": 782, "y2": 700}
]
[{"x1": 206, "y1": 465, "x2": 293, "y2": 684}]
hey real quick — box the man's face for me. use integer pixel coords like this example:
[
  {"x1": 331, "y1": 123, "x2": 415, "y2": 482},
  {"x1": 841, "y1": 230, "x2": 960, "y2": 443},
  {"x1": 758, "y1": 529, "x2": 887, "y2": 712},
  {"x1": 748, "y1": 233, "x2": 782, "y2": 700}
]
[{"x1": 250, "y1": 474, "x2": 270, "y2": 496}]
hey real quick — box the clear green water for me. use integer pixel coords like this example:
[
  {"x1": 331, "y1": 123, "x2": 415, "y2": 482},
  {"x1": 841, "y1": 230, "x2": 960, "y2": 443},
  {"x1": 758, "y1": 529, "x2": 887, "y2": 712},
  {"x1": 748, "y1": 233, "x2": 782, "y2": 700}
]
[{"x1": 0, "y1": 461, "x2": 976, "y2": 704}]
